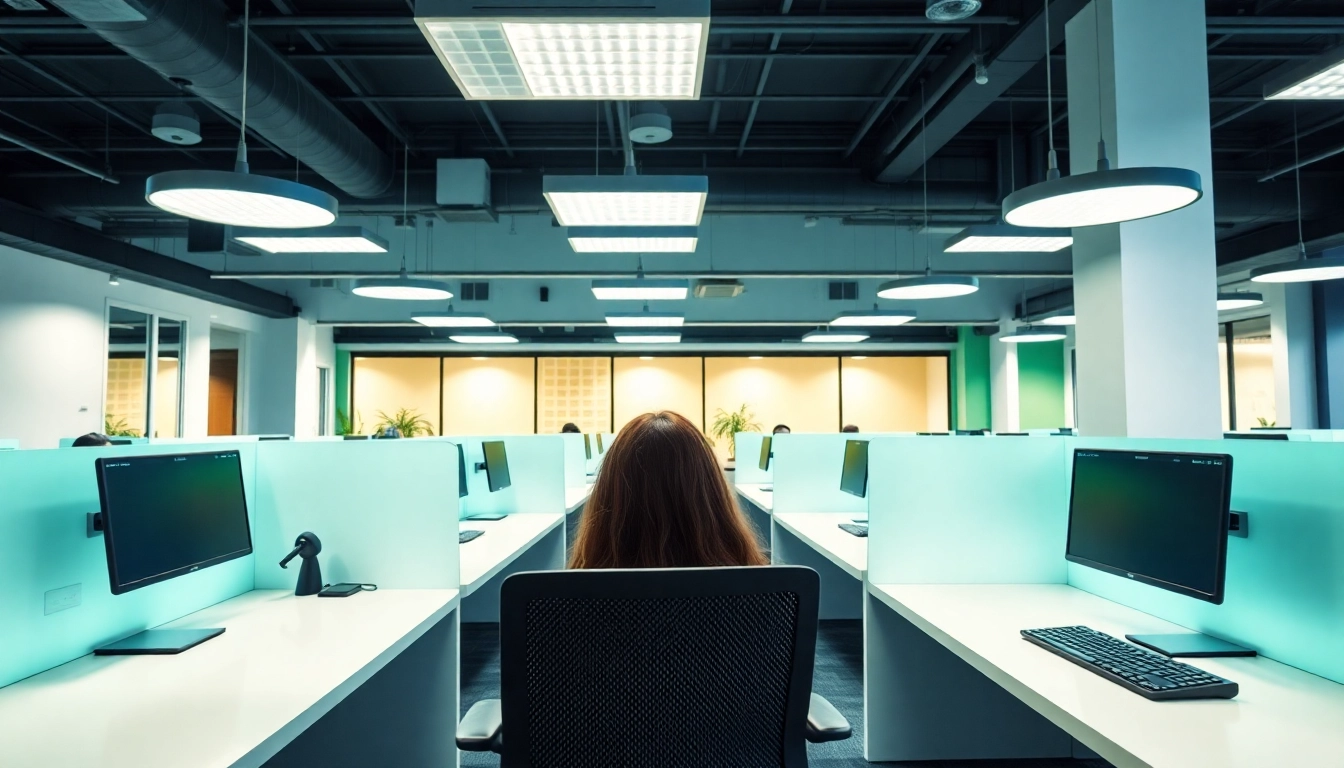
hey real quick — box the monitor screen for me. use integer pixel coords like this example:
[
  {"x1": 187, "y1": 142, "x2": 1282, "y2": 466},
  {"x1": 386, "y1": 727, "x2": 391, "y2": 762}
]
[
  {"x1": 483, "y1": 440, "x2": 512, "y2": 493},
  {"x1": 839, "y1": 440, "x2": 869, "y2": 499},
  {"x1": 596, "y1": 433, "x2": 605, "y2": 454},
  {"x1": 1067, "y1": 449, "x2": 1233, "y2": 604},
  {"x1": 1225, "y1": 432, "x2": 1288, "y2": 441},
  {"x1": 583, "y1": 433, "x2": 592, "y2": 460},
  {"x1": 457, "y1": 443, "x2": 469, "y2": 498},
  {"x1": 95, "y1": 450, "x2": 252, "y2": 595},
  {"x1": 758, "y1": 436, "x2": 772, "y2": 472}
]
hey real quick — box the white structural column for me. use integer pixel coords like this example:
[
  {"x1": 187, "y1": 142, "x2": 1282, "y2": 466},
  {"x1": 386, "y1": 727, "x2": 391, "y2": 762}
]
[
  {"x1": 1067, "y1": 0, "x2": 1223, "y2": 438},
  {"x1": 1267, "y1": 283, "x2": 1317, "y2": 428},
  {"x1": 990, "y1": 318, "x2": 1021, "y2": 434}
]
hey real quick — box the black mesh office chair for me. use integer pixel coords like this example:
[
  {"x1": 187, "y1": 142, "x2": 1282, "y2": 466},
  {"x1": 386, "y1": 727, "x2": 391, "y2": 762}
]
[{"x1": 458, "y1": 566, "x2": 851, "y2": 767}]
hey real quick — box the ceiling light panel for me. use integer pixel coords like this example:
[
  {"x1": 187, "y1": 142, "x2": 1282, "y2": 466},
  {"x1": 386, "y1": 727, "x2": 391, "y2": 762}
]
[
  {"x1": 412, "y1": 313, "x2": 496, "y2": 327},
  {"x1": 145, "y1": 170, "x2": 338, "y2": 228},
  {"x1": 943, "y1": 225, "x2": 1073, "y2": 253},
  {"x1": 1265, "y1": 47, "x2": 1344, "y2": 100},
  {"x1": 544, "y1": 175, "x2": 708, "y2": 227},
  {"x1": 1039, "y1": 314, "x2": 1076, "y2": 327},
  {"x1": 615, "y1": 333, "x2": 682, "y2": 344},
  {"x1": 568, "y1": 226, "x2": 699, "y2": 253},
  {"x1": 234, "y1": 226, "x2": 389, "y2": 254},
  {"x1": 591, "y1": 278, "x2": 689, "y2": 301},
  {"x1": 415, "y1": 0, "x2": 710, "y2": 101},
  {"x1": 830, "y1": 310, "x2": 917, "y2": 327},
  {"x1": 450, "y1": 332, "x2": 519, "y2": 344},
  {"x1": 802, "y1": 331, "x2": 870, "y2": 343},
  {"x1": 606, "y1": 312, "x2": 685, "y2": 327},
  {"x1": 1002, "y1": 168, "x2": 1202, "y2": 229},
  {"x1": 1216, "y1": 292, "x2": 1264, "y2": 311}
]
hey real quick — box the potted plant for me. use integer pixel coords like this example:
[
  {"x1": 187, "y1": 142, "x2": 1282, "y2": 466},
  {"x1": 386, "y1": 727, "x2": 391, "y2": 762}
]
[
  {"x1": 336, "y1": 407, "x2": 364, "y2": 436},
  {"x1": 374, "y1": 408, "x2": 435, "y2": 437},
  {"x1": 709, "y1": 404, "x2": 761, "y2": 466},
  {"x1": 104, "y1": 413, "x2": 141, "y2": 438}
]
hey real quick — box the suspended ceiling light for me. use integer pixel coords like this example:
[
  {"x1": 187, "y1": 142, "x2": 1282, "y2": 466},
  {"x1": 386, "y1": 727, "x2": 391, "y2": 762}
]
[
  {"x1": 353, "y1": 269, "x2": 454, "y2": 301},
  {"x1": 415, "y1": 0, "x2": 710, "y2": 100},
  {"x1": 926, "y1": 0, "x2": 982, "y2": 22},
  {"x1": 1002, "y1": 0, "x2": 1201, "y2": 229},
  {"x1": 943, "y1": 224, "x2": 1073, "y2": 253},
  {"x1": 591, "y1": 278, "x2": 689, "y2": 301},
  {"x1": 606, "y1": 312, "x2": 684, "y2": 327},
  {"x1": 878, "y1": 273, "x2": 979, "y2": 300},
  {"x1": 1039, "y1": 313, "x2": 1076, "y2": 326},
  {"x1": 233, "y1": 226, "x2": 388, "y2": 254},
  {"x1": 802, "y1": 330, "x2": 870, "y2": 344},
  {"x1": 830, "y1": 309, "x2": 917, "y2": 327},
  {"x1": 999, "y1": 326, "x2": 1068, "y2": 344},
  {"x1": 615, "y1": 333, "x2": 682, "y2": 344},
  {"x1": 411, "y1": 311, "x2": 495, "y2": 328},
  {"x1": 145, "y1": 0, "x2": 337, "y2": 228},
  {"x1": 1264, "y1": 46, "x2": 1344, "y2": 100},
  {"x1": 544, "y1": 175, "x2": 708, "y2": 227},
  {"x1": 1216, "y1": 292, "x2": 1264, "y2": 311},
  {"x1": 568, "y1": 226, "x2": 699, "y2": 253},
  {"x1": 450, "y1": 332, "x2": 519, "y2": 344}
]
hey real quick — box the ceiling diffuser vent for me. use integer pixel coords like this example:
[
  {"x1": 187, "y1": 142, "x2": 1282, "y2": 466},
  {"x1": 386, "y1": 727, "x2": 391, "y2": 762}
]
[{"x1": 693, "y1": 279, "x2": 744, "y2": 299}]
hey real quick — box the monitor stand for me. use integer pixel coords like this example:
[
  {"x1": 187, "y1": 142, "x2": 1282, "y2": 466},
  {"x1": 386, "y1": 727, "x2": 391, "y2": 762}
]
[
  {"x1": 1125, "y1": 632, "x2": 1256, "y2": 658},
  {"x1": 94, "y1": 628, "x2": 225, "y2": 656}
]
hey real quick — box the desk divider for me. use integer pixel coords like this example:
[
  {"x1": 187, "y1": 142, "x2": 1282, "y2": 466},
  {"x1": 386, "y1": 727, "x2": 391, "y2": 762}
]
[
  {"x1": 0, "y1": 439, "x2": 18, "y2": 450},
  {"x1": 769, "y1": 434, "x2": 869, "y2": 518},
  {"x1": 560, "y1": 433, "x2": 587, "y2": 488},
  {"x1": 733, "y1": 432, "x2": 770, "y2": 484},
  {"x1": 251, "y1": 439, "x2": 460, "y2": 591},
  {"x1": 454, "y1": 434, "x2": 566, "y2": 520}
]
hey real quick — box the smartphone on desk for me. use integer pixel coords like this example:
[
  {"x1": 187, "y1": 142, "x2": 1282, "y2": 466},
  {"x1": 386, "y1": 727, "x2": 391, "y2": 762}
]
[{"x1": 318, "y1": 583, "x2": 364, "y2": 598}]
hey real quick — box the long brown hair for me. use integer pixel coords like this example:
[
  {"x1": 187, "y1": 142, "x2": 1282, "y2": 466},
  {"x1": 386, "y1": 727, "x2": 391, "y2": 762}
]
[{"x1": 569, "y1": 411, "x2": 768, "y2": 569}]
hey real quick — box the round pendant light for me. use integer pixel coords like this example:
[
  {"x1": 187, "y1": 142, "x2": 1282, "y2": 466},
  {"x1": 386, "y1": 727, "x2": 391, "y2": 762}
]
[
  {"x1": 144, "y1": 0, "x2": 337, "y2": 228},
  {"x1": 878, "y1": 273, "x2": 979, "y2": 300},
  {"x1": 1039, "y1": 313, "x2": 1076, "y2": 326},
  {"x1": 1000, "y1": 326, "x2": 1068, "y2": 344},
  {"x1": 353, "y1": 269, "x2": 453, "y2": 301},
  {"x1": 1216, "y1": 292, "x2": 1264, "y2": 310}
]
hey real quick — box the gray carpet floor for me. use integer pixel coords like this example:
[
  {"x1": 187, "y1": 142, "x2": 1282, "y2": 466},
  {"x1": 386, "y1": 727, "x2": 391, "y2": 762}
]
[{"x1": 459, "y1": 620, "x2": 1112, "y2": 768}]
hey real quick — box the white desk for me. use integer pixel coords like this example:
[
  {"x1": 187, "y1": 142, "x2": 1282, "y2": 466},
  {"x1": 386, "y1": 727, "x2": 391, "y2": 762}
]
[
  {"x1": 0, "y1": 589, "x2": 459, "y2": 768},
  {"x1": 565, "y1": 484, "x2": 593, "y2": 515},
  {"x1": 459, "y1": 512, "x2": 565, "y2": 596},
  {"x1": 773, "y1": 512, "x2": 867, "y2": 579},
  {"x1": 736, "y1": 483, "x2": 774, "y2": 513},
  {"x1": 868, "y1": 583, "x2": 1344, "y2": 768}
]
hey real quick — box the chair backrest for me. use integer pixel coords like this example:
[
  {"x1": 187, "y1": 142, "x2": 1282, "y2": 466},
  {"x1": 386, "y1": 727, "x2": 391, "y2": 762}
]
[{"x1": 500, "y1": 566, "x2": 820, "y2": 768}]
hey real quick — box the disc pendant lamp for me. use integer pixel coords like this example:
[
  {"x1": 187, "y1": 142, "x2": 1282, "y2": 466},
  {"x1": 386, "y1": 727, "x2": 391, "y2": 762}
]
[
  {"x1": 1000, "y1": 326, "x2": 1068, "y2": 343},
  {"x1": 145, "y1": 0, "x2": 337, "y2": 228},
  {"x1": 1251, "y1": 107, "x2": 1344, "y2": 284},
  {"x1": 1001, "y1": 0, "x2": 1202, "y2": 228},
  {"x1": 354, "y1": 146, "x2": 453, "y2": 301}
]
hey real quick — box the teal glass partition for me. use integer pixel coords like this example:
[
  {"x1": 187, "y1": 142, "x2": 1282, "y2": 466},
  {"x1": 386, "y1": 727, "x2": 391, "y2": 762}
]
[
  {"x1": 456, "y1": 435, "x2": 566, "y2": 520},
  {"x1": 770, "y1": 434, "x2": 869, "y2": 518},
  {"x1": 733, "y1": 432, "x2": 770, "y2": 484},
  {"x1": 560, "y1": 433, "x2": 587, "y2": 488}
]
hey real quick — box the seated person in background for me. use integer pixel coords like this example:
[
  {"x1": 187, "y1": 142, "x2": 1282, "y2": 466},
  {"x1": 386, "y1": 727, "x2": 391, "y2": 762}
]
[
  {"x1": 771, "y1": 424, "x2": 791, "y2": 435},
  {"x1": 72, "y1": 433, "x2": 113, "y2": 447},
  {"x1": 841, "y1": 424, "x2": 859, "y2": 433},
  {"x1": 373, "y1": 426, "x2": 403, "y2": 439},
  {"x1": 561, "y1": 422, "x2": 581, "y2": 434},
  {"x1": 570, "y1": 411, "x2": 767, "y2": 569}
]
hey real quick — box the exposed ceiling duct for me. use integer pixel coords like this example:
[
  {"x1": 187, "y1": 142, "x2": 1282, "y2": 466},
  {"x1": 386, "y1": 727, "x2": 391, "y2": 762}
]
[{"x1": 48, "y1": 0, "x2": 393, "y2": 198}]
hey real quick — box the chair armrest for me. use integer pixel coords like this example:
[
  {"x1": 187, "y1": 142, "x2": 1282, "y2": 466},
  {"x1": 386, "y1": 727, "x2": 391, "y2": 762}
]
[
  {"x1": 804, "y1": 693, "x2": 852, "y2": 743},
  {"x1": 457, "y1": 699, "x2": 504, "y2": 753}
]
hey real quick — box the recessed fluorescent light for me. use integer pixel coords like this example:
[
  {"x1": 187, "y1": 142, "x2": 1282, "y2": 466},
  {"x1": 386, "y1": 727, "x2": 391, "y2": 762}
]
[
  {"x1": 999, "y1": 327, "x2": 1068, "y2": 344},
  {"x1": 450, "y1": 332, "x2": 519, "y2": 344},
  {"x1": 591, "y1": 278, "x2": 690, "y2": 301},
  {"x1": 943, "y1": 224, "x2": 1073, "y2": 253},
  {"x1": 544, "y1": 175, "x2": 708, "y2": 227},
  {"x1": 1039, "y1": 314, "x2": 1076, "y2": 327},
  {"x1": 352, "y1": 270, "x2": 454, "y2": 301},
  {"x1": 877, "y1": 274, "x2": 979, "y2": 300},
  {"x1": 830, "y1": 309, "x2": 917, "y2": 327},
  {"x1": 1216, "y1": 292, "x2": 1265, "y2": 311},
  {"x1": 615, "y1": 334, "x2": 681, "y2": 344},
  {"x1": 639, "y1": 356, "x2": 655, "y2": 360},
  {"x1": 234, "y1": 226, "x2": 389, "y2": 254},
  {"x1": 568, "y1": 226, "x2": 699, "y2": 253},
  {"x1": 802, "y1": 331, "x2": 869, "y2": 343},
  {"x1": 414, "y1": 0, "x2": 710, "y2": 101},
  {"x1": 1265, "y1": 46, "x2": 1344, "y2": 99},
  {"x1": 411, "y1": 312, "x2": 496, "y2": 328},
  {"x1": 606, "y1": 312, "x2": 684, "y2": 327},
  {"x1": 749, "y1": 356, "x2": 764, "y2": 360}
]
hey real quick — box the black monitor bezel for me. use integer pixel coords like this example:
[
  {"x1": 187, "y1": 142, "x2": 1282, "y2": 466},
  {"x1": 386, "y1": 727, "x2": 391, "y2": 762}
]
[
  {"x1": 457, "y1": 443, "x2": 470, "y2": 498},
  {"x1": 1065, "y1": 448, "x2": 1233, "y2": 605},
  {"x1": 583, "y1": 433, "x2": 592, "y2": 460},
  {"x1": 95, "y1": 450, "x2": 253, "y2": 596},
  {"x1": 758, "y1": 435, "x2": 772, "y2": 472},
  {"x1": 483, "y1": 440, "x2": 512, "y2": 493},
  {"x1": 839, "y1": 439, "x2": 869, "y2": 499},
  {"x1": 596, "y1": 433, "x2": 605, "y2": 453}
]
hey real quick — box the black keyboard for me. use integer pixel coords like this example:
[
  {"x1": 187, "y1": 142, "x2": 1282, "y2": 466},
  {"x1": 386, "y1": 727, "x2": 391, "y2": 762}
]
[
  {"x1": 838, "y1": 523, "x2": 868, "y2": 538},
  {"x1": 760, "y1": 486, "x2": 773, "y2": 492},
  {"x1": 459, "y1": 529, "x2": 484, "y2": 544},
  {"x1": 1021, "y1": 626, "x2": 1238, "y2": 701}
]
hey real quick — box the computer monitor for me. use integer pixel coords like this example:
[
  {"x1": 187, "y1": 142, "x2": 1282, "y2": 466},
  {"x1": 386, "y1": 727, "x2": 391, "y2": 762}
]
[
  {"x1": 1225, "y1": 432, "x2": 1288, "y2": 441},
  {"x1": 482, "y1": 440, "x2": 512, "y2": 493},
  {"x1": 596, "y1": 433, "x2": 605, "y2": 454},
  {"x1": 343, "y1": 435, "x2": 371, "y2": 441},
  {"x1": 457, "y1": 444, "x2": 470, "y2": 498},
  {"x1": 1067, "y1": 449, "x2": 1233, "y2": 604},
  {"x1": 839, "y1": 440, "x2": 869, "y2": 499},
  {"x1": 758, "y1": 436, "x2": 773, "y2": 472},
  {"x1": 955, "y1": 429, "x2": 987, "y2": 436},
  {"x1": 583, "y1": 433, "x2": 592, "y2": 460}
]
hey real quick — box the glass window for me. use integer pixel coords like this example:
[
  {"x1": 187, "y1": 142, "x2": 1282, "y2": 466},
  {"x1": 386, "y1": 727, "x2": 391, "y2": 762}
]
[
  {"x1": 105, "y1": 307, "x2": 150, "y2": 438},
  {"x1": 154, "y1": 318, "x2": 185, "y2": 438},
  {"x1": 1218, "y1": 316, "x2": 1277, "y2": 431}
]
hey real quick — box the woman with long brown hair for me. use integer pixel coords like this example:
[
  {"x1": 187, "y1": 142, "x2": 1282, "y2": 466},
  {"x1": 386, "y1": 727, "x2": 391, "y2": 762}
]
[{"x1": 569, "y1": 411, "x2": 768, "y2": 569}]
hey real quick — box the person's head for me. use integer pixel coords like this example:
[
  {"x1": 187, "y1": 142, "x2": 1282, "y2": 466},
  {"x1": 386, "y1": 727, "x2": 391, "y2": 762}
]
[
  {"x1": 841, "y1": 424, "x2": 859, "y2": 433},
  {"x1": 72, "y1": 433, "x2": 113, "y2": 447},
  {"x1": 570, "y1": 411, "x2": 767, "y2": 569},
  {"x1": 373, "y1": 426, "x2": 403, "y2": 439},
  {"x1": 561, "y1": 422, "x2": 581, "y2": 434},
  {"x1": 772, "y1": 424, "x2": 791, "y2": 435}
]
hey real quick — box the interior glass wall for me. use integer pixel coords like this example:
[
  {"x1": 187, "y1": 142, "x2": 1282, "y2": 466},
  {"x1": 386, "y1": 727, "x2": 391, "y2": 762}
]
[{"x1": 1219, "y1": 316, "x2": 1277, "y2": 431}]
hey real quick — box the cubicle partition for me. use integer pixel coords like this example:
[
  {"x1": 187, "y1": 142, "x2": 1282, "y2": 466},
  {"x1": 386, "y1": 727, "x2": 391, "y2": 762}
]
[
  {"x1": 0, "y1": 439, "x2": 20, "y2": 450},
  {"x1": 560, "y1": 432, "x2": 588, "y2": 489},
  {"x1": 732, "y1": 432, "x2": 770, "y2": 485}
]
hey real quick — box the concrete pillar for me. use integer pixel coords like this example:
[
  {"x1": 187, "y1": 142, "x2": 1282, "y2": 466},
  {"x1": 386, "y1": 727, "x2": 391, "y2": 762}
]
[
  {"x1": 990, "y1": 318, "x2": 1021, "y2": 434},
  {"x1": 1266, "y1": 283, "x2": 1317, "y2": 429},
  {"x1": 1067, "y1": 0, "x2": 1222, "y2": 438}
]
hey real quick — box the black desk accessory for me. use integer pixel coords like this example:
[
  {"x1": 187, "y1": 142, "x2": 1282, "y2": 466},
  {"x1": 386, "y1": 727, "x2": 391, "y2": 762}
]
[
  {"x1": 838, "y1": 523, "x2": 868, "y2": 538},
  {"x1": 466, "y1": 512, "x2": 509, "y2": 521},
  {"x1": 460, "y1": 529, "x2": 485, "y2": 544},
  {"x1": 95, "y1": 628, "x2": 225, "y2": 656},
  {"x1": 319, "y1": 582, "x2": 376, "y2": 598},
  {"x1": 279, "y1": 532, "x2": 323, "y2": 596}
]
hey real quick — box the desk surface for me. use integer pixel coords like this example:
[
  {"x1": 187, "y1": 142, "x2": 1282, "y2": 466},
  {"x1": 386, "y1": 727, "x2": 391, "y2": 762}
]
[
  {"x1": 565, "y1": 484, "x2": 593, "y2": 515},
  {"x1": 773, "y1": 512, "x2": 866, "y2": 579},
  {"x1": 459, "y1": 512, "x2": 565, "y2": 595},
  {"x1": 869, "y1": 583, "x2": 1344, "y2": 768},
  {"x1": 736, "y1": 483, "x2": 774, "y2": 513},
  {"x1": 0, "y1": 589, "x2": 458, "y2": 768}
]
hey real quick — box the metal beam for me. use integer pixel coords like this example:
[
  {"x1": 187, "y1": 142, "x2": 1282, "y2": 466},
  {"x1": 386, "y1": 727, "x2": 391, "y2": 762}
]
[
  {"x1": 1217, "y1": 216, "x2": 1344, "y2": 270},
  {"x1": 843, "y1": 33, "x2": 940, "y2": 158},
  {"x1": 1259, "y1": 141, "x2": 1344, "y2": 182},
  {"x1": 707, "y1": 37, "x2": 731, "y2": 136},
  {"x1": 735, "y1": 0, "x2": 793, "y2": 158},
  {"x1": 0, "y1": 127, "x2": 118, "y2": 182},
  {"x1": 872, "y1": 0, "x2": 1090, "y2": 183},
  {"x1": 1206, "y1": 18, "x2": 1344, "y2": 36},
  {"x1": 235, "y1": 14, "x2": 1019, "y2": 30},
  {"x1": 477, "y1": 102, "x2": 513, "y2": 158}
]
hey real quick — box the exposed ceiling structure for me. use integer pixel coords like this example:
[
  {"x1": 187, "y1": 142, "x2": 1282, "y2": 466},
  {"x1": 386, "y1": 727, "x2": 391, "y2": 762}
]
[{"x1": 0, "y1": 0, "x2": 1340, "y2": 345}]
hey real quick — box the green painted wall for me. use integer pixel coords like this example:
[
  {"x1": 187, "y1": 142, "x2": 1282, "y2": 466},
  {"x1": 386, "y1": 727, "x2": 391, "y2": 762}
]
[
  {"x1": 1018, "y1": 340, "x2": 1066, "y2": 429},
  {"x1": 334, "y1": 349, "x2": 352, "y2": 434},
  {"x1": 956, "y1": 327, "x2": 992, "y2": 430}
]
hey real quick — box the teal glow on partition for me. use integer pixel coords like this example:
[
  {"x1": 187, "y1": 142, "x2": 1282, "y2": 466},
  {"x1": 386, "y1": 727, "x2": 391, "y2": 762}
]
[
  {"x1": 770, "y1": 434, "x2": 868, "y2": 518},
  {"x1": 458, "y1": 435, "x2": 566, "y2": 520},
  {"x1": 733, "y1": 432, "x2": 770, "y2": 484},
  {"x1": 1068, "y1": 437, "x2": 1344, "y2": 685},
  {"x1": 0, "y1": 443, "x2": 257, "y2": 689},
  {"x1": 867, "y1": 437, "x2": 1069, "y2": 585},
  {"x1": 251, "y1": 440, "x2": 459, "y2": 590},
  {"x1": 0, "y1": 439, "x2": 17, "y2": 450},
  {"x1": 560, "y1": 433, "x2": 587, "y2": 488},
  {"x1": 58, "y1": 437, "x2": 148, "y2": 448}
]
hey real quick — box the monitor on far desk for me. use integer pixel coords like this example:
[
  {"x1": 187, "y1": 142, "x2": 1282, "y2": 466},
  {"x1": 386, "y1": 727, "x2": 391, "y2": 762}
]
[
  {"x1": 583, "y1": 433, "x2": 592, "y2": 460},
  {"x1": 758, "y1": 436, "x2": 772, "y2": 472},
  {"x1": 839, "y1": 439, "x2": 868, "y2": 499}
]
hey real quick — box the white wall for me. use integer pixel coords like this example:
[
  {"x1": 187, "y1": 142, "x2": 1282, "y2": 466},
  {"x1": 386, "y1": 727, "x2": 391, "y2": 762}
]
[{"x1": 0, "y1": 245, "x2": 315, "y2": 448}]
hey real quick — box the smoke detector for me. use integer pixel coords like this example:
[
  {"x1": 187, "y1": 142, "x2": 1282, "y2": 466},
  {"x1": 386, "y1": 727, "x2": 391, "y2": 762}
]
[
  {"x1": 925, "y1": 0, "x2": 982, "y2": 22},
  {"x1": 629, "y1": 102, "x2": 673, "y2": 144},
  {"x1": 152, "y1": 102, "x2": 202, "y2": 146}
]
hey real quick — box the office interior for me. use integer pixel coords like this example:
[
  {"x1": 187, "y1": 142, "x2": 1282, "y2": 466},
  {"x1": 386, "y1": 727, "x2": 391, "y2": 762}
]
[{"x1": 1, "y1": 0, "x2": 1343, "y2": 766}]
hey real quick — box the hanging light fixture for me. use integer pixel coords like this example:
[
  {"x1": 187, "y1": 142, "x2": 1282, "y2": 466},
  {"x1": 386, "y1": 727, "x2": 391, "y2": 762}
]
[
  {"x1": 1002, "y1": 1, "x2": 1202, "y2": 228},
  {"x1": 1216, "y1": 292, "x2": 1264, "y2": 311},
  {"x1": 830, "y1": 307, "x2": 917, "y2": 327},
  {"x1": 233, "y1": 227, "x2": 388, "y2": 254},
  {"x1": 925, "y1": 0, "x2": 982, "y2": 22},
  {"x1": 606, "y1": 310, "x2": 684, "y2": 327},
  {"x1": 1251, "y1": 106, "x2": 1344, "y2": 284},
  {"x1": 353, "y1": 146, "x2": 453, "y2": 300},
  {"x1": 450, "y1": 332, "x2": 519, "y2": 344},
  {"x1": 615, "y1": 333, "x2": 682, "y2": 344},
  {"x1": 412, "y1": 310, "x2": 495, "y2": 327},
  {"x1": 1039, "y1": 313, "x2": 1076, "y2": 326},
  {"x1": 1000, "y1": 326, "x2": 1068, "y2": 343},
  {"x1": 802, "y1": 330, "x2": 870, "y2": 344},
  {"x1": 145, "y1": 0, "x2": 337, "y2": 228},
  {"x1": 591, "y1": 278, "x2": 689, "y2": 301}
]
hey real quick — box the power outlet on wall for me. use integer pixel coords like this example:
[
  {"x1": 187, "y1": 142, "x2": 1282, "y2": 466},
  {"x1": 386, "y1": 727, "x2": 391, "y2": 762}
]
[{"x1": 44, "y1": 583, "x2": 82, "y2": 615}]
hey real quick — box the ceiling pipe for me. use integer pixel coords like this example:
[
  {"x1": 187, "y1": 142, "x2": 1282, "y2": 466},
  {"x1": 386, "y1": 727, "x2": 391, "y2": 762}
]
[{"x1": 0, "y1": 127, "x2": 118, "y2": 183}]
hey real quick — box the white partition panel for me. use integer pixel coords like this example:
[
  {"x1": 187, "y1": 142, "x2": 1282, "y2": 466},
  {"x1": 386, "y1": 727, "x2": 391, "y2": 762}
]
[
  {"x1": 458, "y1": 435, "x2": 566, "y2": 518},
  {"x1": 770, "y1": 434, "x2": 868, "y2": 518},
  {"x1": 252, "y1": 440, "x2": 459, "y2": 590},
  {"x1": 560, "y1": 433, "x2": 587, "y2": 488},
  {"x1": 733, "y1": 432, "x2": 771, "y2": 484}
]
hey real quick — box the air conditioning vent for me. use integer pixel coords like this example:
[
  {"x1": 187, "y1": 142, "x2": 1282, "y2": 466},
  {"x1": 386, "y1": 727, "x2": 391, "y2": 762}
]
[
  {"x1": 309, "y1": 279, "x2": 336, "y2": 289},
  {"x1": 693, "y1": 279, "x2": 745, "y2": 299},
  {"x1": 48, "y1": 0, "x2": 147, "y2": 22},
  {"x1": 829, "y1": 281, "x2": 857, "y2": 301},
  {"x1": 461, "y1": 282, "x2": 490, "y2": 301},
  {"x1": 3, "y1": 0, "x2": 47, "y2": 11}
]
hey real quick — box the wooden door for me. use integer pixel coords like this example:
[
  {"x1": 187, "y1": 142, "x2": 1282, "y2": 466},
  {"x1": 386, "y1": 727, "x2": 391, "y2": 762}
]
[{"x1": 208, "y1": 350, "x2": 239, "y2": 435}]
